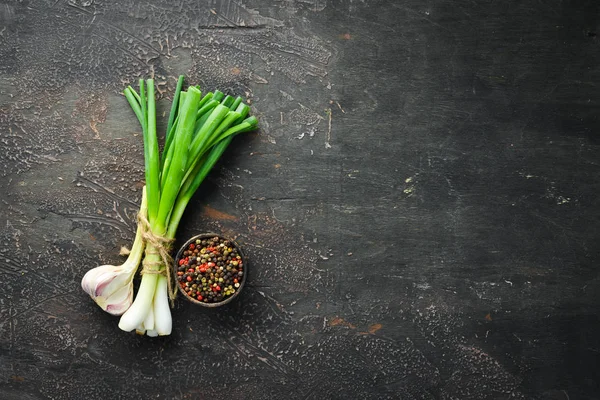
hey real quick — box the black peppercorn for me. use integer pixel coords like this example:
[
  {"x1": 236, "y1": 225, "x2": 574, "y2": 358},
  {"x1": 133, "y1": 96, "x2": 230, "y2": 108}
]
[{"x1": 177, "y1": 235, "x2": 244, "y2": 304}]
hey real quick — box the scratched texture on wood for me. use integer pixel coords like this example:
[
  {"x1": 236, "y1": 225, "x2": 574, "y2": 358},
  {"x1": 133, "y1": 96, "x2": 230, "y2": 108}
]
[{"x1": 1, "y1": 0, "x2": 599, "y2": 399}]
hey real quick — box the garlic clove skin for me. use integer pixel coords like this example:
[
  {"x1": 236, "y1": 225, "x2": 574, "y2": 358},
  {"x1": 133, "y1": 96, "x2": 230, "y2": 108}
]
[
  {"x1": 81, "y1": 264, "x2": 121, "y2": 298},
  {"x1": 81, "y1": 186, "x2": 148, "y2": 317},
  {"x1": 81, "y1": 264, "x2": 136, "y2": 316},
  {"x1": 101, "y1": 282, "x2": 134, "y2": 316},
  {"x1": 81, "y1": 265, "x2": 115, "y2": 297}
]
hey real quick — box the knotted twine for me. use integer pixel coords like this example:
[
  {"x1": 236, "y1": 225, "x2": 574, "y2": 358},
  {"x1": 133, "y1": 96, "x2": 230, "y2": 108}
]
[{"x1": 137, "y1": 211, "x2": 178, "y2": 307}]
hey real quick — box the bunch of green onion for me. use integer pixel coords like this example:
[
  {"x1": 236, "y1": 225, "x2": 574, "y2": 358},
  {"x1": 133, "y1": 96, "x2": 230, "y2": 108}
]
[{"x1": 81, "y1": 76, "x2": 257, "y2": 336}]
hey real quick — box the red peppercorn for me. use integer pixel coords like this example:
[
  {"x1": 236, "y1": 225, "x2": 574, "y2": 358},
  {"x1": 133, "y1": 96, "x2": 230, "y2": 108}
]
[
  {"x1": 216, "y1": 285, "x2": 221, "y2": 291},
  {"x1": 178, "y1": 259, "x2": 185, "y2": 266},
  {"x1": 177, "y1": 271, "x2": 184, "y2": 276},
  {"x1": 189, "y1": 244, "x2": 195, "y2": 250},
  {"x1": 233, "y1": 278, "x2": 238, "y2": 283},
  {"x1": 199, "y1": 267, "x2": 206, "y2": 273},
  {"x1": 186, "y1": 276, "x2": 192, "y2": 282},
  {"x1": 188, "y1": 268, "x2": 194, "y2": 273},
  {"x1": 197, "y1": 295, "x2": 203, "y2": 301}
]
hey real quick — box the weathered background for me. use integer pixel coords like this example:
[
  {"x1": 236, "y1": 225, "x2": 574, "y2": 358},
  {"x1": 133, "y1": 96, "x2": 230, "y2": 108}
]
[{"x1": 1, "y1": 1, "x2": 599, "y2": 399}]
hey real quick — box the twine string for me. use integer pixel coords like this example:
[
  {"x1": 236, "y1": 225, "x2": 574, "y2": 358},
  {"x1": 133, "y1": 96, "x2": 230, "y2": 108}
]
[{"x1": 137, "y1": 211, "x2": 178, "y2": 306}]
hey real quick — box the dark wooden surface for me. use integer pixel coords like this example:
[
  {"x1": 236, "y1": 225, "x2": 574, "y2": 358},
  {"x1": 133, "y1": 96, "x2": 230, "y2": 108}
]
[{"x1": 1, "y1": 1, "x2": 599, "y2": 399}]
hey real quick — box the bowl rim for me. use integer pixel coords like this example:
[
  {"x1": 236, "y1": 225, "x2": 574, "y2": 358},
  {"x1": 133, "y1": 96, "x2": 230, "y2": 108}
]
[{"x1": 174, "y1": 232, "x2": 247, "y2": 308}]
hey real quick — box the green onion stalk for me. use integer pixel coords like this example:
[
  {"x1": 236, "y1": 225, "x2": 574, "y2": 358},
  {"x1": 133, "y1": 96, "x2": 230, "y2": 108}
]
[{"x1": 82, "y1": 76, "x2": 256, "y2": 336}]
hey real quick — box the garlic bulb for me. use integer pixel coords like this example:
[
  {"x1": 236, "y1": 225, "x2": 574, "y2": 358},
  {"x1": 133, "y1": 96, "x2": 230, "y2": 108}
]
[{"x1": 81, "y1": 188, "x2": 147, "y2": 316}]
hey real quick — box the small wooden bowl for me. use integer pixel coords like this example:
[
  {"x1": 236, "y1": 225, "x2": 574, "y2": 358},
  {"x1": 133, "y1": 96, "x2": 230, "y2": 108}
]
[{"x1": 174, "y1": 233, "x2": 247, "y2": 308}]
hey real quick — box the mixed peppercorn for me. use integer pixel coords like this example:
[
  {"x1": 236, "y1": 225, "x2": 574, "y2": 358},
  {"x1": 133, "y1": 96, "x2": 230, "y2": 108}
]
[{"x1": 176, "y1": 236, "x2": 244, "y2": 304}]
